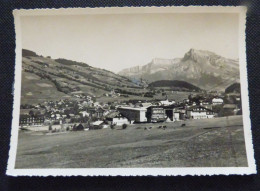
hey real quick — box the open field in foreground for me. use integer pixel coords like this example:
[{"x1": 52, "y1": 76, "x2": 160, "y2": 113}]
[{"x1": 15, "y1": 116, "x2": 247, "y2": 168}]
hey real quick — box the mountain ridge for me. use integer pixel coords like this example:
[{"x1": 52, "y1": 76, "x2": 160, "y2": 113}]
[{"x1": 118, "y1": 49, "x2": 240, "y2": 90}]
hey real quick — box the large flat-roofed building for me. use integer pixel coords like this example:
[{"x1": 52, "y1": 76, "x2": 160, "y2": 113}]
[{"x1": 117, "y1": 107, "x2": 147, "y2": 123}]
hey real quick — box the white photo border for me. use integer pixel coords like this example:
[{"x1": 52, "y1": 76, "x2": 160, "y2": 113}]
[{"x1": 7, "y1": 6, "x2": 256, "y2": 176}]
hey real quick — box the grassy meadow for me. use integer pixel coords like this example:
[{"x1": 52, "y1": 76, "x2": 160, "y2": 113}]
[{"x1": 15, "y1": 116, "x2": 247, "y2": 168}]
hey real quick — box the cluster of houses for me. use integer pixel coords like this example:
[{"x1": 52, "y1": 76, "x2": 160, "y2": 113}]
[
  {"x1": 103, "y1": 89, "x2": 121, "y2": 98},
  {"x1": 116, "y1": 102, "x2": 215, "y2": 125},
  {"x1": 72, "y1": 93, "x2": 92, "y2": 100},
  {"x1": 19, "y1": 98, "x2": 102, "y2": 126},
  {"x1": 19, "y1": 92, "x2": 242, "y2": 129}
]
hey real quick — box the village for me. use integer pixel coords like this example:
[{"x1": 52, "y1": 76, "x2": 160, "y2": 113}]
[{"x1": 19, "y1": 89, "x2": 242, "y2": 133}]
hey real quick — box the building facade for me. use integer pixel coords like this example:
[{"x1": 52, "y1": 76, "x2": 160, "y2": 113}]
[
  {"x1": 117, "y1": 107, "x2": 147, "y2": 123},
  {"x1": 146, "y1": 106, "x2": 166, "y2": 122},
  {"x1": 186, "y1": 105, "x2": 215, "y2": 119},
  {"x1": 19, "y1": 114, "x2": 45, "y2": 126}
]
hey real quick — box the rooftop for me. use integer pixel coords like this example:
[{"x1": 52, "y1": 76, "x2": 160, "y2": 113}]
[
  {"x1": 118, "y1": 106, "x2": 147, "y2": 111},
  {"x1": 92, "y1": 121, "x2": 104, "y2": 125},
  {"x1": 187, "y1": 105, "x2": 214, "y2": 112}
]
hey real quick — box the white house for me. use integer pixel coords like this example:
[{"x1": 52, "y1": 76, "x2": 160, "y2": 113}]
[
  {"x1": 212, "y1": 98, "x2": 224, "y2": 105},
  {"x1": 106, "y1": 111, "x2": 130, "y2": 126}
]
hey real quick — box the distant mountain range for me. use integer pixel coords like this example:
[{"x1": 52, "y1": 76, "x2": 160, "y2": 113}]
[{"x1": 118, "y1": 49, "x2": 240, "y2": 90}]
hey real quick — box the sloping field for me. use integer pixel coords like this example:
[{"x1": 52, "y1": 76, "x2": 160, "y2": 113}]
[
  {"x1": 21, "y1": 54, "x2": 147, "y2": 104},
  {"x1": 21, "y1": 71, "x2": 69, "y2": 104},
  {"x1": 15, "y1": 116, "x2": 247, "y2": 168}
]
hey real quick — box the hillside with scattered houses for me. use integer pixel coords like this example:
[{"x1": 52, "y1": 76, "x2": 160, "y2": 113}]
[{"x1": 21, "y1": 49, "x2": 150, "y2": 104}]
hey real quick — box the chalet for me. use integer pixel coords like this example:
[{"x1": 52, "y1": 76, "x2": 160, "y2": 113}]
[
  {"x1": 90, "y1": 121, "x2": 105, "y2": 130},
  {"x1": 186, "y1": 105, "x2": 215, "y2": 119},
  {"x1": 105, "y1": 111, "x2": 129, "y2": 126}
]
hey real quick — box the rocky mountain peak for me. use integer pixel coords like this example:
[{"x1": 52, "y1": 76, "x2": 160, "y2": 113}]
[{"x1": 183, "y1": 48, "x2": 217, "y2": 63}]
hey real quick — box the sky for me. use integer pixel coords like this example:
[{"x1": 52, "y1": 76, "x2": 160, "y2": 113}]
[{"x1": 21, "y1": 13, "x2": 239, "y2": 73}]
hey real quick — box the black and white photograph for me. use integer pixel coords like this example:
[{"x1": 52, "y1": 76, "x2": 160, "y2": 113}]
[{"x1": 7, "y1": 6, "x2": 256, "y2": 176}]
